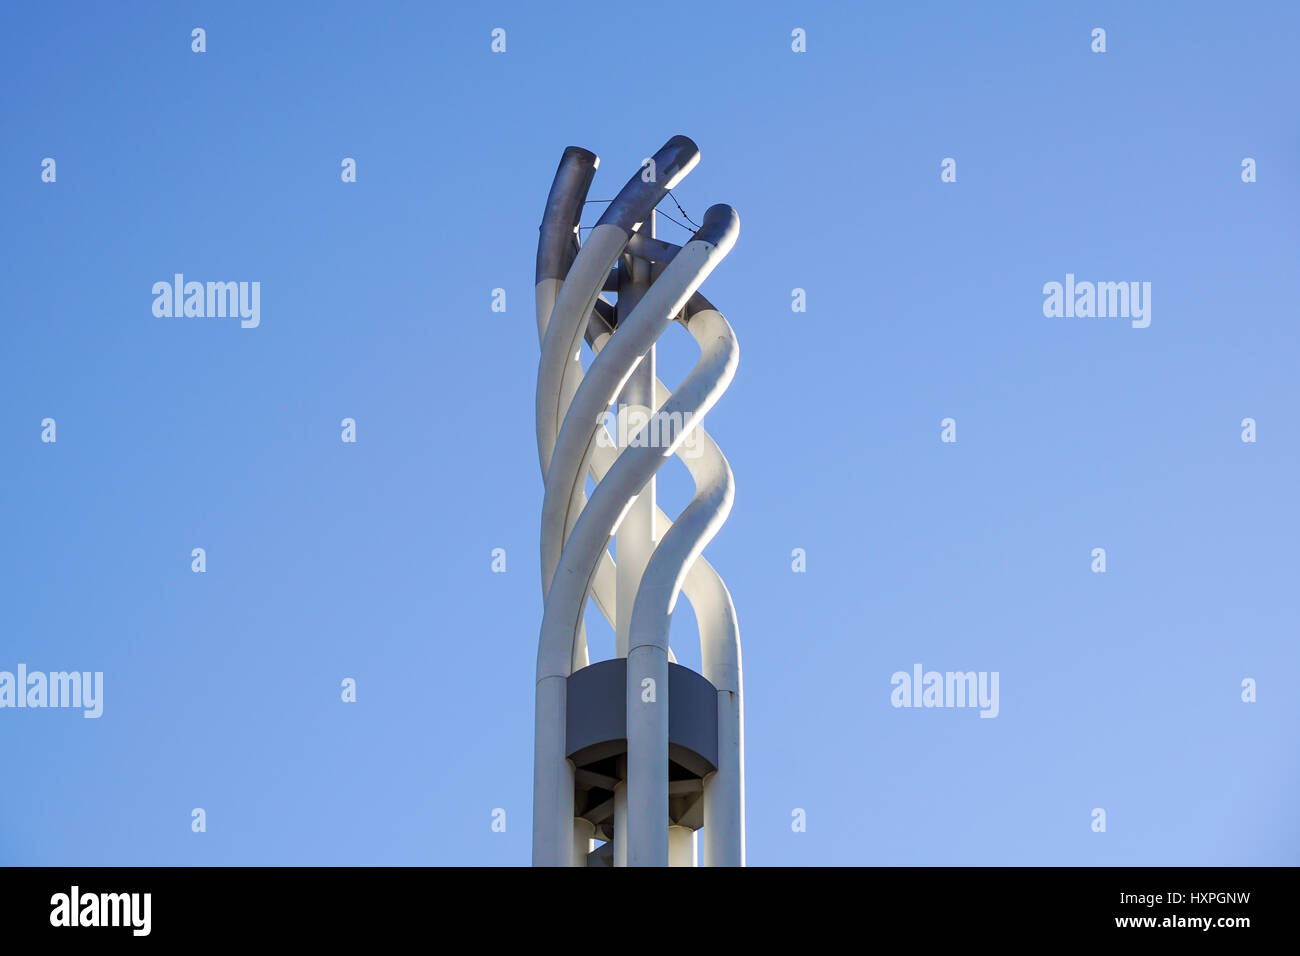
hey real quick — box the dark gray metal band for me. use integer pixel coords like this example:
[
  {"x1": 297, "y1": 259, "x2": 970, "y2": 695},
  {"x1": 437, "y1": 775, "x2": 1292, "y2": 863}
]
[
  {"x1": 536, "y1": 146, "x2": 599, "y2": 284},
  {"x1": 595, "y1": 135, "x2": 700, "y2": 233}
]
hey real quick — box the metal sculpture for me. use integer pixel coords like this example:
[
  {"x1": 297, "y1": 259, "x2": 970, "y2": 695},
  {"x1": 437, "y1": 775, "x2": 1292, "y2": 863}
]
[{"x1": 532, "y1": 135, "x2": 744, "y2": 867}]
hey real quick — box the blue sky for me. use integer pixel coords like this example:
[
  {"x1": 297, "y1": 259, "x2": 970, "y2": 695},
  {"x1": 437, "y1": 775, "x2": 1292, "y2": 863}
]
[{"x1": 1, "y1": 0, "x2": 1296, "y2": 865}]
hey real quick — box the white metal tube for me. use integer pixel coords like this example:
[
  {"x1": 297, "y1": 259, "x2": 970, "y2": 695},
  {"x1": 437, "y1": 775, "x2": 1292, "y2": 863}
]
[
  {"x1": 625, "y1": 643, "x2": 669, "y2": 864},
  {"x1": 573, "y1": 817, "x2": 595, "y2": 867},
  {"x1": 703, "y1": 688, "x2": 744, "y2": 866},
  {"x1": 614, "y1": 220, "x2": 655, "y2": 859},
  {"x1": 531, "y1": 674, "x2": 574, "y2": 866},
  {"x1": 536, "y1": 210, "x2": 740, "y2": 681},
  {"x1": 625, "y1": 303, "x2": 740, "y2": 866},
  {"x1": 588, "y1": 312, "x2": 746, "y2": 867},
  {"x1": 617, "y1": 211, "x2": 656, "y2": 660},
  {"x1": 615, "y1": 405, "x2": 654, "y2": 663},
  {"x1": 543, "y1": 300, "x2": 744, "y2": 867},
  {"x1": 538, "y1": 215, "x2": 738, "y2": 623},
  {"x1": 537, "y1": 275, "x2": 603, "y2": 671},
  {"x1": 668, "y1": 826, "x2": 697, "y2": 867},
  {"x1": 532, "y1": 156, "x2": 635, "y2": 866},
  {"x1": 537, "y1": 224, "x2": 627, "y2": 475},
  {"x1": 537, "y1": 135, "x2": 699, "y2": 476},
  {"x1": 613, "y1": 760, "x2": 628, "y2": 868},
  {"x1": 648, "y1": 337, "x2": 744, "y2": 867},
  {"x1": 535, "y1": 296, "x2": 737, "y2": 865}
]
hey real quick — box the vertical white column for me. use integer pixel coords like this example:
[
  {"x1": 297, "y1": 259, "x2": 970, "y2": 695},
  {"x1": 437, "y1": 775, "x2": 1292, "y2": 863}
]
[
  {"x1": 702, "y1": 688, "x2": 745, "y2": 866},
  {"x1": 668, "y1": 826, "x2": 697, "y2": 867},
  {"x1": 616, "y1": 209, "x2": 657, "y2": 659},
  {"x1": 615, "y1": 210, "x2": 660, "y2": 864},
  {"x1": 626, "y1": 643, "x2": 669, "y2": 865},
  {"x1": 573, "y1": 818, "x2": 595, "y2": 867},
  {"x1": 532, "y1": 674, "x2": 575, "y2": 866},
  {"x1": 613, "y1": 756, "x2": 628, "y2": 867}
]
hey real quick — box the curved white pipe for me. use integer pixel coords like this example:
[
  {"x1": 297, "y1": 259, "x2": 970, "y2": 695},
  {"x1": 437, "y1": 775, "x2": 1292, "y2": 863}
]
[
  {"x1": 540, "y1": 210, "x2": 738, "y2": 604},
  {"x1": 533, "y1": 302, "x2": 744, "y2": 865},
  {"x1": 626, "y1": 307, "x2": 738, "y2": 866},
  {"x1": 536, "y1": 136, "x2": 700, "y2": 476},
  {"x1": 534, "y1": 286, "x2": 737, "y2": 869},
  {"x1": 538, "y1": 206, "x2": 738, "y2": 670},
  {"x1": 535, "y1": 139, "x2": 698, "y2": 689}
]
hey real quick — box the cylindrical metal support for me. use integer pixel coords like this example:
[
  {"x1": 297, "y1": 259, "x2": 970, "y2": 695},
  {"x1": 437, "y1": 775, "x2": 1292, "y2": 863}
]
[
  {"x1": 573, "y1": 817, "x2": 595, "y2": 866},
  {"x1": 703, "y1": 688, "x2": 744, "y2": 866},
  {"x1": 624, "y1": 207, "x2": 740, "y2": 867},
  {"x1": 613, "y1": 755, "x2": 628, "y2": 867},
  {"x1": 614, "y1": 212, "x2": 657, "y2": 862},
  {"x1": 625, "y1": 643, "x2": 669, "y2": 865},
  {"x1": 669, "y1": 826, "x2": 697, "y2": 867},
  {"x1": 532, "y1": 674, "x2": 574, "y2": 866},
  {"x1": 616, "y1": 208, "x2": 656, "y2": 661}
]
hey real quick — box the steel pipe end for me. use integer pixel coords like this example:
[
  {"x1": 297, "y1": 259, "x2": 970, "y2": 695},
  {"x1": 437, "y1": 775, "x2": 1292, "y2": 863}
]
[
  {"x1": 656, "y1": 135, "x2": 701, "y2": 190},
  {"x1": 559, "y1": 145, "x2": 599, "y2": 169},
  {"x1": 694, "y1": 204, "x2": 740, "y2": 253},
  {"x1": 537, "y1": 147, "x2": 602, "y2": 283},
  {"x1": 597, "y1": 135, "x2": 702, "y2": 233}
]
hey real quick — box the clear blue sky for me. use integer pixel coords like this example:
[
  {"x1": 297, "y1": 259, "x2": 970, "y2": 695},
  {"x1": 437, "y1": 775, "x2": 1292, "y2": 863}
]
[{"x1": 1, "y1": 0, "x2": 1296, "y2": 865}]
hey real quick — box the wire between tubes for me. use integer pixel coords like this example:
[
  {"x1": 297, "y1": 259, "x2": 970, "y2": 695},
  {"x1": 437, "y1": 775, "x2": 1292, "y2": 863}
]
[
  {"x1": 664, "y1": 190, "x2": 701, "y2": 230},
  {"x1": 579, "y1": 192, "x2": 702, "y2": 234}
]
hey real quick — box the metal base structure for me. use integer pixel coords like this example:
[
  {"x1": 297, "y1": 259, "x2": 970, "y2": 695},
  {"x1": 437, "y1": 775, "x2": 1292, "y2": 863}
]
[{"x1": 533, "y1": 136, "x2": 744, "y2": 867}]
